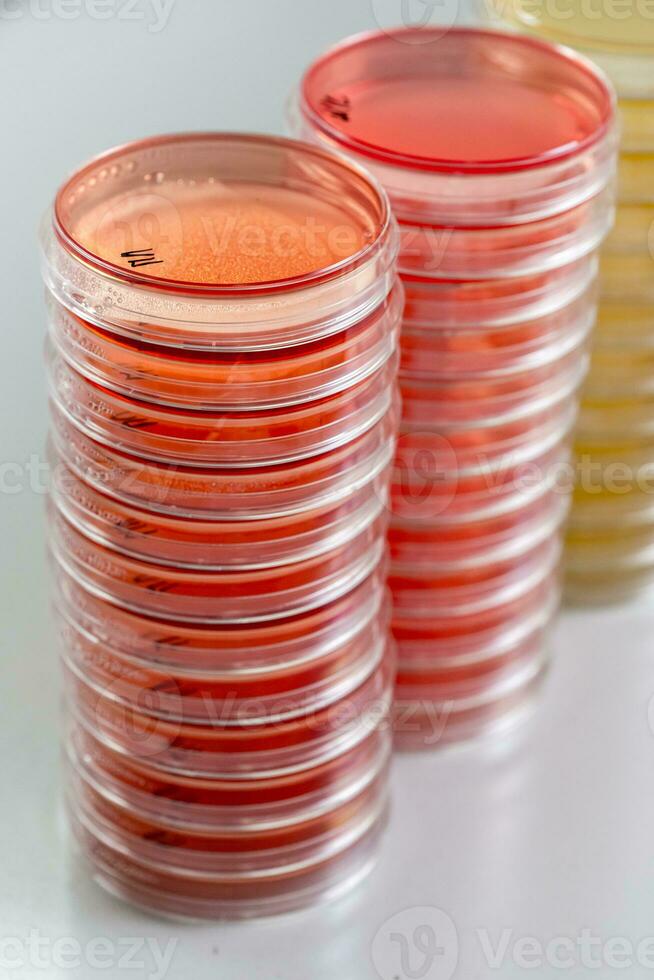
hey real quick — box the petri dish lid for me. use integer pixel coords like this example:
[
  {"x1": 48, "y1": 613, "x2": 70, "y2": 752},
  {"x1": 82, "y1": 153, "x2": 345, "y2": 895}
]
[
  {"x1": 44, "y1": 133, "x2": 398, "y2": 350},
  {"x1": 484, "y1": 1, "x2": 654, "y2": 98},
  {"x1": 297, "y1": 28, "x2": 617, "y2": 224},
  {"x1": 487, "y1": 0, "x2": 654, "y2": 51}
]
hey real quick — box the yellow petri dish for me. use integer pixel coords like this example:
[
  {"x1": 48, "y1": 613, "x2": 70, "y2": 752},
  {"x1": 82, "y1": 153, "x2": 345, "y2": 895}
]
[
  {"x1": 583, "y1": 347, "x2": 654, "y2": 394},
  {"x1": 620, "y1": 98, "x2": 654, "y2": 152},
  {"x1": 600, "y1": 251, "x2": 654, "y2": 303},
  {"x1": 604, "y1": 201, "x2": 654, "y2": 251},
  {"x1": 486, "y1": 0, "x2": 653, "y2": 49},
  {"x1": 618, "y1": 151, "x2": 654, "y2": 203},
  {"x1": 486, "y1": 0, "x2": 654, "y2": 98},
  {"x1": 594, "y1": 300, "x2": 654, "y2": 337}
]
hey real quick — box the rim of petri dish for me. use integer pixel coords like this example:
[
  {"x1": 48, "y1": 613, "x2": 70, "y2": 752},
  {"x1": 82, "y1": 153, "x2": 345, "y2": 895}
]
[
  {"x1": 300, "y1": 27, "x2": 616, "y2": 175},
  {"x1": 53, "y1": 132, "x2": 393, "y2": 297},
  {"x1": 486, "y1": 0, "x2": 654, "y2": 56}
]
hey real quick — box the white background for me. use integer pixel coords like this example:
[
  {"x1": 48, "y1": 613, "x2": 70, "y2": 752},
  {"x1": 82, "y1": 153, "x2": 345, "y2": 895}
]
[{"x1": 2, "y1": 1, "x2": 654, "y2": 978}]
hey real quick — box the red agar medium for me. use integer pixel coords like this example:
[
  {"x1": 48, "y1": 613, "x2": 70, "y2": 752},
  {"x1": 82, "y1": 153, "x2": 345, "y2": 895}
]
[
  {"x1": 295, "y1": 28, "x2": 618, "y2": 748},
  {"x1": 301, "y1": 28, "x2": 614, "y2": 173},
  {"x1": 53, "y1": 133, "x2": 388, "y2": 293},
  {"x1": 45, "y1": 133, "x2": 401, "y2": 916}
]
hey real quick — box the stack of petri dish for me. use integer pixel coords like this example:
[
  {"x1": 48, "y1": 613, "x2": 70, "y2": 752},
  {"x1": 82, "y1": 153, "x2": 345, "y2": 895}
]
[
  {"x1": 42, "y1": 133, "x2": 402, "y2": 918},
  {"x1": 488, "y1": 4, "x2": 654, "y2": 602},
  {"x1": 294, "y1": 27, "x2": 618, "y2": 746}
]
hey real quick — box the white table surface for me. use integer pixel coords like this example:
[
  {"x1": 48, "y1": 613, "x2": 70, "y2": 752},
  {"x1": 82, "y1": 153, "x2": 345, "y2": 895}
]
[{"x1": 2, "y1": 2, "x2": 653, "y2": 978}]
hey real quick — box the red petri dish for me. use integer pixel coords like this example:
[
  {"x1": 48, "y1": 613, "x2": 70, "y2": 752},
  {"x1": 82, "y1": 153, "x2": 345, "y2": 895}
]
[
  {"x1": 43, "y1": 133, "x2": 398, "y2": 350},
  {"x1": 47, "y1": 343, "x2": 399, "y2": 467},
  {"x1": 399, "y1": 285, "x2": 596, "y2": 379},
  {"x1": 65, "y1": 719, "x2": 390, "y2": 813},
  {"x1": 388, "y1": 484, "x2": 567, "y2": 566},
  {"x1": 393, "y1": 650, "x2": 548, "y2": 749},
  {"x1": 57, "y1": 600, "x2": 388, "y2": 726},
  {"x1": 50, "y1": 455, "x2": 391, "y2": 570},
  {"x1": 53, "y1": 563, "x2": 387, "y2": 676},
  {"x1": 66, "y1": 746, "x2": 389, "y2": 854},
  {"x1": 400, "y1": 255, "x2": 598, "y2": 328},
  {"x1": 64, "y1": 652, "x2": 394, "y2": 778},
  {"x1": 297, "y1": 28, "x2": 617, "y2": 225},
  {"x1": 294, "y1": 33, "x2": 616, "y2": 746},
  {"x1": 49, "y1": 502, "x2": 387, "y2": 623},
  {"x1": 391, "y1": 536, "x2": 561, "y2": 639},
  {"x1": 394, "y1": 190, "x2": 613, "y2": 281},
  {"x1": 67, "y1": 793, "x2": 388, "y2": 919},
  {"x1": 398, "y1": 340, "x2": 589, "y2": 428},
  {"x1": 47, "y1": 284, "x2": 403, "y2": 411},
  {"x1": 45, "y1": 134, "x2": 400, "y2": 912}
]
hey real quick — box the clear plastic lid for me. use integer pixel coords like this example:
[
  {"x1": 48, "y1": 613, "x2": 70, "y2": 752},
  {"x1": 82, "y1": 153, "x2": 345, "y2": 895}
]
[
  {"x1": 47, "y1": 283, "x2": 403, "y2": 410},
  {"x1": 48, "y1": 399, "x2": 399, "y2": 519},
  {"x1": 389, "y1": 487, "x2": 568, "y2": 569},
  {"x1": 400, "y1": 255, "x2": 598, "y2": 329},
  {"x1": 47, "y1": 343, "x2": 399, "y2": 468},
  {"x1": 297, "y1": 28, "x2": 617, "y2": 225},
  {"x1": 42, "y1": 133, "x2": 398, "y2": 350},
  {"x1": 65, "y1": 720, "x2": 390, "y2": 825},
  {"x1": 49, "y1": 503, "x2": 387, "y2": 624},
  {"x1": 395, "y1": 576, "x2": 559, "y2": 669},
  {"x1": 392, "y1": 552, "x2": 560, "y2": 642},
  {"x1": 577, "y1": 397, "x2": 654, "y2": 443},
  {"x1": 395, "y1": 637, "x2": 547, "y2": 709},
  {"x1": 594, "y1": 299, "x2": 654, "y2": 338},
  {"x1": 390, "y1": 535, "x2": 562, "y2": 623},
  {"x1": 65, "y1": 652, "x2": 394, "y2": 778},
  {"x1": 600, "y1": 251, "x2": 654, "y2": 305},
  {"x1": 399, "y1": 339, "x2": 590, "y2": 428},
  {"x1": 67, "y1": 729, "x2": 390, "y2": 861},
  {"x1": 67, "y1": 786, "x2": 387, "y2": 918},
  {"x1": 570, "y1": 486, "x2": 654, "y2": 529},
  {"x1": 390, "y1": 500, "x2": 567, "y2": 578},
  {"x1": 53, "y1": 562, "x2": 387, "y2": 677},
  {"x1": 391, "y1": 417, "x2": 573, "y2": 524},
  {"x1": 58, "y1": 598, "x2": 389, "y2": 726},
  {"x1": 395, "y1": 189, "x2": 614, "y2": 281},
  {"x1": 603, "y1": 202, "x2": 654, "y2": 252},
  {"x1": 397, "y1": 379, "x2": 584, "y2": 465},
  {"x1": 50, "y1": 455, "x2": 390, "y2": 570},
  {"x1": 67, "y1": 753, "x2": 388, "y2": 867},
  {"x1": 393, "y1": 648, "x2": 547, "y2": 749},
  {"x1": 399, "y1": 287, "x2": 596, "y2": 379}
]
